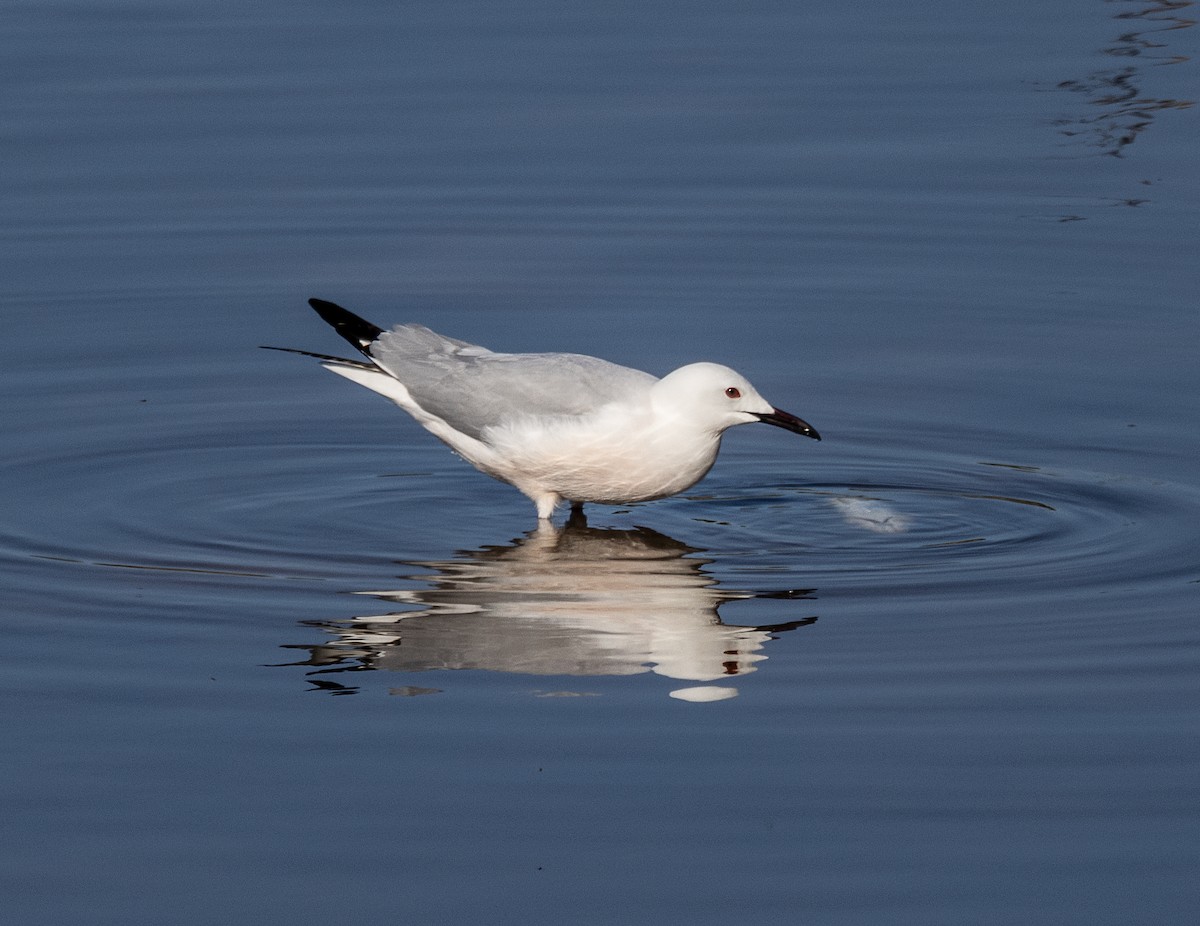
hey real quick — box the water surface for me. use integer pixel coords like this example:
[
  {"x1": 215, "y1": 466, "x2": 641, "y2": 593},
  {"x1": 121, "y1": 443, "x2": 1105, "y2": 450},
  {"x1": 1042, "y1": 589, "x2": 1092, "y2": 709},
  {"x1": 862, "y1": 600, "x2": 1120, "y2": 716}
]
[{"x1": 3, "y1": 1, "x2": 1198, "y2": 923}]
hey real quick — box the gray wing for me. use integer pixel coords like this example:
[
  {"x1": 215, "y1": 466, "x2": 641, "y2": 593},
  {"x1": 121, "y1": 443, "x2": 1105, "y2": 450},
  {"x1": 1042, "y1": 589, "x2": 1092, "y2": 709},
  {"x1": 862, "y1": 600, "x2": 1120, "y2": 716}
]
[{"x1": 369, "y1": 325, "x2": 658, "y2": 440}]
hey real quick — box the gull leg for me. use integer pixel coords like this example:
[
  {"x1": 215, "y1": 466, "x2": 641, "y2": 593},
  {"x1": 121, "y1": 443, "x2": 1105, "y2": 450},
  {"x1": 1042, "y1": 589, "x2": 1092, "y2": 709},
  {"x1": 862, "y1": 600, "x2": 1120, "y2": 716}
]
[
  {"x1": 533, "y1": 491, "x2": 562, "y2": 520},
  {"x1": 566, "y1": 503, "x2": 588, "y2": 530}
]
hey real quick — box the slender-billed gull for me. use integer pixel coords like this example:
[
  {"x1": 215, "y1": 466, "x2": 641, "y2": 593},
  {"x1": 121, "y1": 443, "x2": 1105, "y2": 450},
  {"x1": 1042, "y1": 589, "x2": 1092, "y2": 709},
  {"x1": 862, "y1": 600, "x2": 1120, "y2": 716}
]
[{"x1": 267, "y1": 298, "x2": 820, "y2": 520}]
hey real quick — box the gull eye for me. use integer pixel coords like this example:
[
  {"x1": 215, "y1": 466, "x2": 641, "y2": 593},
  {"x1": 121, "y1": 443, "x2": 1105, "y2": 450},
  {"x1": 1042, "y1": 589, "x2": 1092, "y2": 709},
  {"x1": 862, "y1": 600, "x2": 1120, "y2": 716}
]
[{"x1": 725, "y1": 387, "x2": 741, "y2": 399}]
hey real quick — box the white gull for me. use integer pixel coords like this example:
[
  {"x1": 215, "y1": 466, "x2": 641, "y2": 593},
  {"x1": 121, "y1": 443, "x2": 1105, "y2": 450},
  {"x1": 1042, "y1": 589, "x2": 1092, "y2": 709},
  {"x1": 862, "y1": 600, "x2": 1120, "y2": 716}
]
[{"x1": 267, "y1": 298, "x2": 820, "y2": 520}]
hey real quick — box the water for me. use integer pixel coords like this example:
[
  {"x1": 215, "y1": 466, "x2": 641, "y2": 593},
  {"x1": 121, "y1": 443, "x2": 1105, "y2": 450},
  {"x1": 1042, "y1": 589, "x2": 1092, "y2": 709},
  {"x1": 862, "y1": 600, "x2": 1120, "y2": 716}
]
[{"x1": 3, "y1": 1, "x2": 1198, "y2": 922}]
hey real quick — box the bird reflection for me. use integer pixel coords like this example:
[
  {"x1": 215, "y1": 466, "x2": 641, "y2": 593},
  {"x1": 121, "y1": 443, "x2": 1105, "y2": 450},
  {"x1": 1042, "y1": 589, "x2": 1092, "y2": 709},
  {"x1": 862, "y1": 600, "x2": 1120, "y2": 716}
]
[{"x1": 281, "y1": 513, "x2": 816, "y2": 699}]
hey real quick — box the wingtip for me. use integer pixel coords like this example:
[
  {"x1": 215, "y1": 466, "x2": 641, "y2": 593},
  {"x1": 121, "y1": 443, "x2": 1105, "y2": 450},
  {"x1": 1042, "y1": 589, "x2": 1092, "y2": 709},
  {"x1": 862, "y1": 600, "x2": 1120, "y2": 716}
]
[
  {"x1": 307, "y1": 297, "x2": 385, "y2": 356},
  {"x1": 258, "y1": 344, "x2": 372, "y2": 367}
]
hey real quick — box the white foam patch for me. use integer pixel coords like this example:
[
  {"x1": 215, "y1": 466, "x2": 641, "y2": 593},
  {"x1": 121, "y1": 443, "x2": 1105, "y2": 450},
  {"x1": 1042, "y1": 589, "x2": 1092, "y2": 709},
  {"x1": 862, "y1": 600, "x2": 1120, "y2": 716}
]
[
  {"x1": 830, "y1": 496, "x2": 909, "y2": 533},
  {"x1": 669, "y1": 686, "x2": 739, "y2": 702}
]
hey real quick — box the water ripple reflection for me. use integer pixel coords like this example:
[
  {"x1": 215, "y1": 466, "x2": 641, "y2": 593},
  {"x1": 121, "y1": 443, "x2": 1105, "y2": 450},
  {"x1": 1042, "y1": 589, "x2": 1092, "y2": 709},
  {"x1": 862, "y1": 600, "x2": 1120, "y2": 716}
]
[
  {"x1": 1052, "y1": 0, "x2": 1195, "y2": 159},
  {"x1": 4, "y1": 425, "x2": 1198, "y2": 699},
  {"x1": 690, "y1": 452, "x2": 1200, "y2": 599},
  {"x1": 278, "y1": 514, "x2": 817, "y2": 700}
]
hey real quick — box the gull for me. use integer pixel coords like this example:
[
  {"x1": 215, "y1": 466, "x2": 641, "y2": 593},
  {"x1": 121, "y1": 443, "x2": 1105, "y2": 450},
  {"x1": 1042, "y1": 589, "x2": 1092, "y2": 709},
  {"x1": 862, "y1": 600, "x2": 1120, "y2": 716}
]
[{"x1": 266, "y1": 298, "x2": 820, "y2": 520}]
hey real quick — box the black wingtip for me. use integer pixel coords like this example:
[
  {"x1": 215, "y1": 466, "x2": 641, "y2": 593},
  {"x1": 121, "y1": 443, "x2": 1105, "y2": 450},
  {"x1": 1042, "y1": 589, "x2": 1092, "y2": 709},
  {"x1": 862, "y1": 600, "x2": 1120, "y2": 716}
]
[
  {"x1": 259, "y1": 344, "x2": 373, "y2": 368},
  {"x1": 308, "y1": 298, "x2": 385, "y2": 357}
]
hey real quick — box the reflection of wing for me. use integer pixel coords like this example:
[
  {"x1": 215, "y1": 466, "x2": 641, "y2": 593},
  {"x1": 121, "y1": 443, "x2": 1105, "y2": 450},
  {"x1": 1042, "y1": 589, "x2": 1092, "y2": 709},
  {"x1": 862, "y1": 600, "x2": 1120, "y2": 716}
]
[
  {"x1": 369, "y1": 325, "x2": 658, "y2": 440},
  {"x1": 283, "y1": 520, "x2": 817, "y2": 697}
]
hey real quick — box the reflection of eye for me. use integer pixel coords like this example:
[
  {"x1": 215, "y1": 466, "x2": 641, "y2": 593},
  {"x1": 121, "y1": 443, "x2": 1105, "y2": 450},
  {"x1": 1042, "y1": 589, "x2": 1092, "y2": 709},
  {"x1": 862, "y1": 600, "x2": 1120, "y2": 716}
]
[{"x1": 725, "y1": 387, "x2": 741, "y2": 398}]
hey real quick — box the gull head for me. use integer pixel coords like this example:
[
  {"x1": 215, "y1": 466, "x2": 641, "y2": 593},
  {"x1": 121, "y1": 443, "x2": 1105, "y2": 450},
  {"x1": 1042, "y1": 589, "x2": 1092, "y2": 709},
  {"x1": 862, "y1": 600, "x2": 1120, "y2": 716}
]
[{"x1": 652, "y1": 363, "x2": 820, "y2": 440}]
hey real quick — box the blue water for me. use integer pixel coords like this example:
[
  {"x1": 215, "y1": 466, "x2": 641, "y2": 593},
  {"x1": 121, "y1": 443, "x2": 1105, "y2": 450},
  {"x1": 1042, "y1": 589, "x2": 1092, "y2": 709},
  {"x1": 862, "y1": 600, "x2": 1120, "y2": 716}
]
[{"x1": 3, "y1": 1, "x2": 1198, "y2": 923}]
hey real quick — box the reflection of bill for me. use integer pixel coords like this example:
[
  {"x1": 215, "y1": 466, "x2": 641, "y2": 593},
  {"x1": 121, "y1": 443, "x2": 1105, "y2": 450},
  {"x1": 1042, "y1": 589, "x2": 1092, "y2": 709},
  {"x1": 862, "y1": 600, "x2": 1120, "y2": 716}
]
[{"x1": 285, "y1": 516, "x2": 816, "y2": 700}]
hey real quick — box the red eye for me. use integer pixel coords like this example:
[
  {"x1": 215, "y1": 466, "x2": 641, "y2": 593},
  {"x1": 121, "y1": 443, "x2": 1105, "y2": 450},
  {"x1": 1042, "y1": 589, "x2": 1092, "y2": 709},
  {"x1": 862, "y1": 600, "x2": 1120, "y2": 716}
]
[{"x1": 725, "y1": 387, "x2": 741, "y2": 399}]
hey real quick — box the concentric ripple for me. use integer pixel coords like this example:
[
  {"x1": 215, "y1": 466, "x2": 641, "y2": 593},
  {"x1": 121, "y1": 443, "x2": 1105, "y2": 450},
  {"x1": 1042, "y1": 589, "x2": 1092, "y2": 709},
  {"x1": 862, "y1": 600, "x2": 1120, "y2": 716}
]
[
  {"x1": 3, "y1": 419, "x2": 1198, "y2": 617},
  {"x1": 678, "y1": 451, "x2": 1200, "y2": 600},
  {"x1": 0, "y1": 433, "x2": 444, "y2": 591}
]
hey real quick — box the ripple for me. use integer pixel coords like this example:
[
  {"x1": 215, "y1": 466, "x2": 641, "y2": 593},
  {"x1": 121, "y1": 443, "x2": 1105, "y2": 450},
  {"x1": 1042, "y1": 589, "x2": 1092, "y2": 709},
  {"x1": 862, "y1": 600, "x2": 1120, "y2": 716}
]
[
  {"x1": 4, "y1": 421, "x2": 1198, "y2": 616},
  {"x1": 683, "y1": 451, "x2": 1200, "y2": 599},
  {"x1": 0, "y1": 435, "x2": 436, "y2": 585}
]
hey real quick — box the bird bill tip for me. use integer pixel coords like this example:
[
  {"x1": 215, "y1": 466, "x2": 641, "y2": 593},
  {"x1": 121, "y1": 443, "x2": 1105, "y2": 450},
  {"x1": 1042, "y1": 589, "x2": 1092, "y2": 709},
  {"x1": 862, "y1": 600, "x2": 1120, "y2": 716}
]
[{"x1": 756, "y1": 407, "x2": 821, "y2": 440}]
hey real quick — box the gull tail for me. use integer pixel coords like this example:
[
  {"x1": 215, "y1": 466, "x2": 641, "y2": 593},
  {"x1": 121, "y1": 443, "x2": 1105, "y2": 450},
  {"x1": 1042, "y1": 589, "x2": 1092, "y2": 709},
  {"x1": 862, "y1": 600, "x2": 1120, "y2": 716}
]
[
  {"x1": 261, "y1": 305, "x2": 416, "y2": 409},
  {"x1": 261, "y1": 343, "x2": 413, "y2": 407}
]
